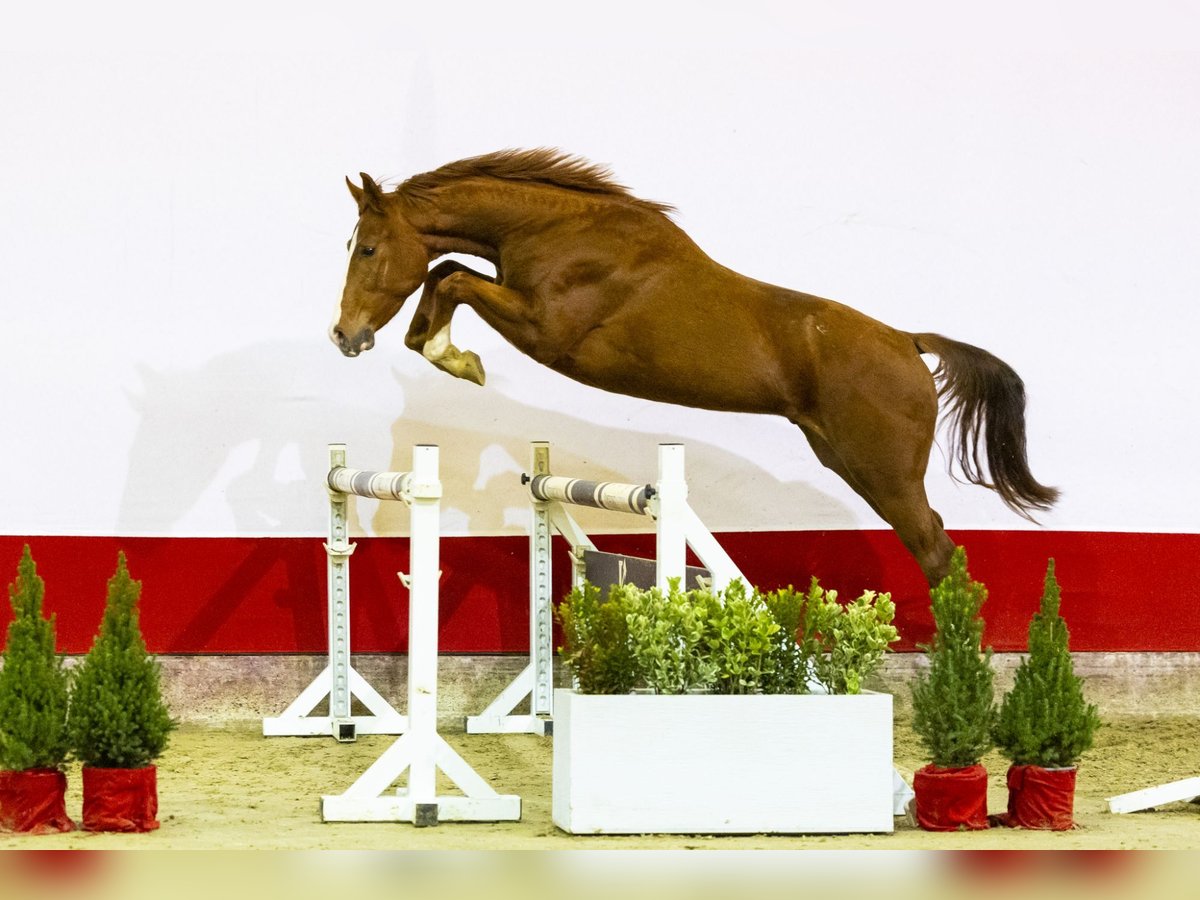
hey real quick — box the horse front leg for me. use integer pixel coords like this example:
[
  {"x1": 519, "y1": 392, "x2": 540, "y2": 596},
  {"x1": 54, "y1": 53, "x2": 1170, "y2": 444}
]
[
  {"x1": 406, "y1": 263, "x2": 533, "y2": 385},
  {"x1": 405, "y1": 261, "x2": 495, "y2": 385}
]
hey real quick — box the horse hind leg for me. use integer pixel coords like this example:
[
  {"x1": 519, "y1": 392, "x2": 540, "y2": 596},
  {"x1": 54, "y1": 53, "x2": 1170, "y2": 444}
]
[
  {"x1": 799, "y1": 423, "x2": 955, "y2": 588},
  {"x1": 800, "y1": 426, "x2": 886, "y2": 520},
  {"x1": 890, "y1": 493, "x2": 955, "y2": 588}
]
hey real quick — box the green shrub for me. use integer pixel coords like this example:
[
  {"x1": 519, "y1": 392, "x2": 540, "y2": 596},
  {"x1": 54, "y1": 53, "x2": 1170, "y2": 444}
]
[
  {"x1": 809, "y1": 586, "x2": 898, "y2": 695},
  {"x1": 67, "y1": 553, "x2": 175, "y2": 769},
  {"x1": 623, "y1": 581, "x2": 719, "y2": 694},
  {"x1": 556, "y1": 581, "x2": 637, "y2": 694},
  {"x1": 994, "y1": 559, "x2": 1100, "y2": 767},
  {"x1": 701, "y1": 580, "x2": 779, "y2": 694},
  {"x1": 910, "y1": 547, "x2": 996, "y2": 768},
  {"x1": 559, "y1": 576, "x2": 898, "y2": 696},
  {"x1": 0, "y1": 546, "x2": 71, "y2": 771}
]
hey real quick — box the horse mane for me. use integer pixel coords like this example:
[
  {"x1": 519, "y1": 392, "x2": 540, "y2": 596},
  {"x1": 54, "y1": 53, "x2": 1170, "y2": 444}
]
[{"x1": 398, "y1": 148, "x2": 675, "y2": 215}]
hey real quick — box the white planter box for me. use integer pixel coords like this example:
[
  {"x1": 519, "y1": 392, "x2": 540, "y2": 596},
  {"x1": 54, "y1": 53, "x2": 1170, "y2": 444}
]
[{"x1": 552, "y1": 688, "x2": 894, "y2": 834}]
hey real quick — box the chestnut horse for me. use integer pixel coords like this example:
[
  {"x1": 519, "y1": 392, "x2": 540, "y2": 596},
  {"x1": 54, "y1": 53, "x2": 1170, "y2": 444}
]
[{"x1": 330, "y1": 149, "x2": 1058, "y2": 585}]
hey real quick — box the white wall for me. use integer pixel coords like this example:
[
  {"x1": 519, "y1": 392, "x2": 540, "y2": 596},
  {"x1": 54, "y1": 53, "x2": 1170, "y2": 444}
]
[{"x1": 2, "y1": 2, "x2": 1198, "y2": 538}]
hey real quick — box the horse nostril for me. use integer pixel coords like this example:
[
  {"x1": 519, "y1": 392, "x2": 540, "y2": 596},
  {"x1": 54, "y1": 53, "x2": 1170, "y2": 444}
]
[{"x1": 330, "y1": 324, "x2": 371, "y2": 357}]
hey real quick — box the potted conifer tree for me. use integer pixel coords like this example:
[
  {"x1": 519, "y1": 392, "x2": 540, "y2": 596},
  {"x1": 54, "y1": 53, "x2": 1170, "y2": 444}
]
[
  {"x1": 910, "y1": 546, "x2": 996, "y2": 831},
  {"x1": 993, "y1": 559, "x2": 1100, "y2": 830},
  {"x1": 0, "y1": 546, "x2": 74, "y2": 834},
  {"x1": 67, "y1": 552, "x2": 175, "y2": 832}
]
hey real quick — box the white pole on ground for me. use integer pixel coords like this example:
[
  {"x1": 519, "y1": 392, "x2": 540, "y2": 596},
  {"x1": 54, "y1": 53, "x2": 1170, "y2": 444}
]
[{"x1": 1108, "y1": 777, "x2": 1200, "y2": 814}]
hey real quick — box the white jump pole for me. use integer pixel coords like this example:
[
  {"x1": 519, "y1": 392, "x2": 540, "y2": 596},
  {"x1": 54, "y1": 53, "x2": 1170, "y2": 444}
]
[
  {"x1": 263, "y1": 443, "x2": 406, "y2": 740},
  {"x1": 465, "y1": 442, "x2": 749, "y2": 736},
  {"x1": 1108, "y1": 778, "x2": 1200, "y2": 814},
  {"x1": 319, "y1": 444, "x2": 520, "y2": 825}
]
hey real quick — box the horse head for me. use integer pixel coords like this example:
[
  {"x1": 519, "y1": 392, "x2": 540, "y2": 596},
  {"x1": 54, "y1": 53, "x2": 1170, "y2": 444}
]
[{"x1": 330, "y1": 174, "x2": 430, "y2": 357}]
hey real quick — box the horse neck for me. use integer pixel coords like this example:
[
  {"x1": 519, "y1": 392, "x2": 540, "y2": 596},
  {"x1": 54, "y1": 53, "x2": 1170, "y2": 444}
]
[{"x1": 401, "y1": 179, "x2": 586, "y2": 259}]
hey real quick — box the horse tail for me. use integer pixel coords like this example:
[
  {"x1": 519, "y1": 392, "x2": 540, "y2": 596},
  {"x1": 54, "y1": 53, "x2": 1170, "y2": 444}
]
[{"x1": 913, "y1": 332, "x2": 1059, "y2": 520}]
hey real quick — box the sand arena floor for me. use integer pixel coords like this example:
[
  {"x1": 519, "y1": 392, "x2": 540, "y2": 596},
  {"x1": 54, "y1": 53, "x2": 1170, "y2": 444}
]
[{"x1": 1, "y1": 712, "x2": 1197, "y2": 851}]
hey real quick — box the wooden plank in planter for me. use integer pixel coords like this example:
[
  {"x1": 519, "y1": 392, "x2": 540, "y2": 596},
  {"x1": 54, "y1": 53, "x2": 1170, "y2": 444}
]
[{"x1": 552, "y1": 689, "x2": 894, "y2": 834}]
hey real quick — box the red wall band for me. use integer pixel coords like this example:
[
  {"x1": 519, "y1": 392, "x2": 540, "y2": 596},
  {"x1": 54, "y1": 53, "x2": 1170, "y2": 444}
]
[{"x1": 1, "y1": 531, "x2": 1195, "y2": 654}]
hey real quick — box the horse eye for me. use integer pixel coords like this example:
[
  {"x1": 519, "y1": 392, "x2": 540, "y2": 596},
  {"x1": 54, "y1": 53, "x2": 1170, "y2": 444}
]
[{"x1": 360, "y1": 246, "x2": 376, "y2": 257}]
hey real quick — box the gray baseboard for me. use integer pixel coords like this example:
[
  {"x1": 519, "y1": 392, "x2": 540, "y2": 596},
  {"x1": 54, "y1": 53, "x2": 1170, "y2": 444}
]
[{"x1": 137, "y1": 652, "x2": 1200, "y2": 725}]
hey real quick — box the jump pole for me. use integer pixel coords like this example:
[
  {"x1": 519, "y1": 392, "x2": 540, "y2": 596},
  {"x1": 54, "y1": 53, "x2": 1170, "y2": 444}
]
[
  {"x1": 465, "y1": 441, "x2": 747, "y2": 736},
  {"x1": 315, "y1": 443, "x2": 521, "y2": 825},
  {"x1": 263, "y1": 443, "x2": 406, "y2": 740},
  {"x1": 1108, "y1": 778, "x2": 1200, "y2": 814}
]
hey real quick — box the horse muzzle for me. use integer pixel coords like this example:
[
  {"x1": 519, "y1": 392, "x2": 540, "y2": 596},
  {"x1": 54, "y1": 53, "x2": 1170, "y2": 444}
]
[{"x1": 331, "y1": 325, "x2": 375, "y2": 358}]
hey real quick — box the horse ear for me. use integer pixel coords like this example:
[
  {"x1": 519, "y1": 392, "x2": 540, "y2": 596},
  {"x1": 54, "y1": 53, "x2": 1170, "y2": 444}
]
[
  {"x1": 346, "y1": 175, "x2": 365, "y2": 207},
  {"x1": 359, "y1": 173, "x2": 386, "y2": 214},
  {"x1": 346, "y1": 173, "x2": 385, "y2": 214}
]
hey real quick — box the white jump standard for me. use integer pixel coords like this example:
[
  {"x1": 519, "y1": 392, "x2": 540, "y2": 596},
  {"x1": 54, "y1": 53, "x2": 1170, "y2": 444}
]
[
  {"x1": 275, "y1": 443, "x2": 519, "y2": 825},
  {"x1": 465, "y1": 441, "x2": 747, "y2": 736},
  {"x1": 263, "y1": 443, "x2": 406, "y2": 741},
  {"x1": 465, "y1": 440, "x2": 915, "y2": 821}
]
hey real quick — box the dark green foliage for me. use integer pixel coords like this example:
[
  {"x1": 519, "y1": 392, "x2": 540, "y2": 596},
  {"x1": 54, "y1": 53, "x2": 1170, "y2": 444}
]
[
  {"x1": 556, "y1": 581, "x2": 637, "y2": 694},
  {"x1": 67, "y1": 553, "x2": 175, "y2": 769},
  {"x1": 994, "y1": 560, "x2": 1101, "y2": 767},
  {"x1": 762, "y1": 584, "x2": 808, "y2": 693},
  {"x1": 911, "y1": 547, "x2": 997, "y2": 768},
  {"x1": 0, "y1": 546, "x2": 71, "y2": 771}
]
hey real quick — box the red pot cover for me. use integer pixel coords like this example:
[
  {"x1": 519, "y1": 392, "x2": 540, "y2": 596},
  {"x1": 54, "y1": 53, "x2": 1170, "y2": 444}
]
[
  {"x1": 82, "y1": 765, "x2": 159, "y2": 832},
  {"x1": 998, "y1": 764, "x2": 1077, "y2": 830},
  {"x1": 0, "y1": 768, "x2": 75, "y2": 834},
  {"x1": 913, "y1": 763, "x2": 990, "y2": 832}
]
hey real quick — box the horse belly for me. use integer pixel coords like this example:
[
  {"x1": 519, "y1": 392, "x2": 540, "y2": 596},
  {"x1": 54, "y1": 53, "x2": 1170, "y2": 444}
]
[{"x1": 551, "y1": 319, "x2": 789, "y2": 415}]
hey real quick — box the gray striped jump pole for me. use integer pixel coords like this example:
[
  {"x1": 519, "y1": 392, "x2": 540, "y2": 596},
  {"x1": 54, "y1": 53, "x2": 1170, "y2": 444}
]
[
  {"x1": 327, "y1": 465, "x2": 414, "y2": 501},
  {"x1": 526, "y1": 474, "x2": 653, "y2": 515}
]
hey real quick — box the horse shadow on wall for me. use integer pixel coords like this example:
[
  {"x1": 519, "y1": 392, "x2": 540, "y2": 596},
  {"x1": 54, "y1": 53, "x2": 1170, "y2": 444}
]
[{"x1": 118, "y1": 340, "x2": 888, "y2": 649}]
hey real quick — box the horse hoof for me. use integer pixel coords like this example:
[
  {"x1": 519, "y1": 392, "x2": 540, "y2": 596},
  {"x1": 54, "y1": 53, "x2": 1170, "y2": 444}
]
[{"x1": 462, "y1": 352, "x2": 486, "y2": 386}]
